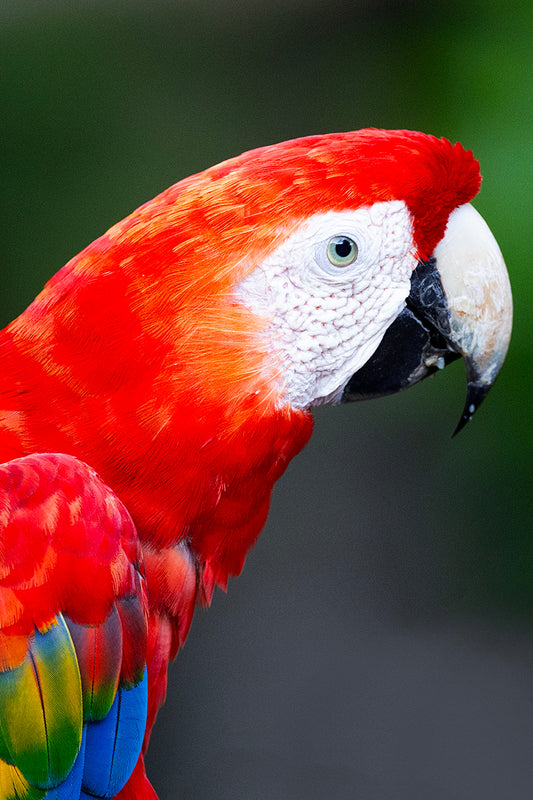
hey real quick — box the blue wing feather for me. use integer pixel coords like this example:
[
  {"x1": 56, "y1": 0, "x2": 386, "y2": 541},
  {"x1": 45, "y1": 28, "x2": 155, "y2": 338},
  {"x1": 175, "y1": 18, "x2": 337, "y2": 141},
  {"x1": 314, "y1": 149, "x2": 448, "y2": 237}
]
[{"x1": 80, "y1": 670, "x2": 148, "y2": 798}]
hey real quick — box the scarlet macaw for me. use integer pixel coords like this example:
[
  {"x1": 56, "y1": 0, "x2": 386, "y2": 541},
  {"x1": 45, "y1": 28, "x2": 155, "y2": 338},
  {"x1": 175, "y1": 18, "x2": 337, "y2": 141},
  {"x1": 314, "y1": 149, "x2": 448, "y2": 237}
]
[{"x1": 0, "y1": 130, "x2": 512, "y2": 798}]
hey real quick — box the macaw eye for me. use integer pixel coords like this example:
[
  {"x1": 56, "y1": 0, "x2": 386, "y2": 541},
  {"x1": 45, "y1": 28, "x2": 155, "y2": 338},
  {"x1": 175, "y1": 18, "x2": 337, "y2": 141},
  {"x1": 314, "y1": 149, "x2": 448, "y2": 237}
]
[{"x1": 326, "y1": 236, "x2": 359, "y2": 267}]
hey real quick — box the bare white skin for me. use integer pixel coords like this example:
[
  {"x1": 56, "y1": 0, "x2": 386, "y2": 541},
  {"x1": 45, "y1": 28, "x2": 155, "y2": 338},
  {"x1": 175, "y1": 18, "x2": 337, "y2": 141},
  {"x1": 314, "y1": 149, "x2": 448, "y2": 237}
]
[{"x1": 237, "y1": 200, "x2": 417, "y2": 408}]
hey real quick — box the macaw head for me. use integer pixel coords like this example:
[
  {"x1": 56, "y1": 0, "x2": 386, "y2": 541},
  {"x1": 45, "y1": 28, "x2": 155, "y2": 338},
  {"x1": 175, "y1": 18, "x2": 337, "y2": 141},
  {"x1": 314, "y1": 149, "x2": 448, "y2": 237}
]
[
  {"x1": 117, "y1": 127, "x2": 510, "y2": 432},
  {"x1": 13, "y1": 129, "x2": 511, "y2": 436},
  {"x1": 229, "y1": 131, "x2": 512, "y2": 431}
]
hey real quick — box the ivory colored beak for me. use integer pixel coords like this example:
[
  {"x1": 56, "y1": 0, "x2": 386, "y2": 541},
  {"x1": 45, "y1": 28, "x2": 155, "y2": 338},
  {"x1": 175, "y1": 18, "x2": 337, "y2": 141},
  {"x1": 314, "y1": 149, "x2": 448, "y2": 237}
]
[
  {"x1": 434, "y1": 203, "x2": 512, "y2": 433},
  {"x1": 343, "y1": 203, "x2": 513, "y2": 435}
]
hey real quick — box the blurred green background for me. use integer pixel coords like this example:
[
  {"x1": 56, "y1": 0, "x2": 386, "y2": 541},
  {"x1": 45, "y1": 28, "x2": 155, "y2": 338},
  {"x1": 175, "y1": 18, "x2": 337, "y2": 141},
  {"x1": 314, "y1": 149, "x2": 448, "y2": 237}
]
[{"x1": 2, "y1": 2, "x2": 532, "y2": 798}]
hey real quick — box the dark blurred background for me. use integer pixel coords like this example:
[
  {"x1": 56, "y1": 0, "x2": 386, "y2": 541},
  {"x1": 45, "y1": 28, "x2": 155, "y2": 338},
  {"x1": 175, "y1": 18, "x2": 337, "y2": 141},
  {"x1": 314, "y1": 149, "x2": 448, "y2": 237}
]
[{"x1": 2, "y1": 2, "x2": 532, "y2": 798}]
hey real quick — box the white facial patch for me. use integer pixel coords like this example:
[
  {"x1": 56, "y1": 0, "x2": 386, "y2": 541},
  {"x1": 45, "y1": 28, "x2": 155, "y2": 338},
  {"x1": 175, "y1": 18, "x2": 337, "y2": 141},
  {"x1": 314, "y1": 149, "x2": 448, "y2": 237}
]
[{"x1": 236, "y1": 200, "x2": 417, "y2": 408}]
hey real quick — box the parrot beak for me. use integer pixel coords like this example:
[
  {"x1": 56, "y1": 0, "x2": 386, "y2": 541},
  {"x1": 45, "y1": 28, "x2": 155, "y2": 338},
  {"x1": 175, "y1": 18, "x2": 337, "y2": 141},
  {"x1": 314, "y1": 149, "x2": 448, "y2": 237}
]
[{"x1": 342, "y1": 203, "x2": 513, "y2": 434}]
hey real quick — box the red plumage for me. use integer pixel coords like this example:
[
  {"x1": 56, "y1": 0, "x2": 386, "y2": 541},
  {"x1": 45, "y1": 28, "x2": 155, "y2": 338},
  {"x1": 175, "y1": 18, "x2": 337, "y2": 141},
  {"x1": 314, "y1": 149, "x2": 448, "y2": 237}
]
[
  {"x1": 0, "y1": 130, "x2": 483, "y2": 796},
  {"x1": 0, "y1": 454, "x2": 145, "y2": 649}
]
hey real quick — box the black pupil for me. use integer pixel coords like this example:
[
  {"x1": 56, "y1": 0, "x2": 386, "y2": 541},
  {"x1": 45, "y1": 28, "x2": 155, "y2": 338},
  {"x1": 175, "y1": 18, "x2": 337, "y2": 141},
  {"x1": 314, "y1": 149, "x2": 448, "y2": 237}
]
[{"x1": 335, "y1": 238, "x2": 352, "y2": 258}]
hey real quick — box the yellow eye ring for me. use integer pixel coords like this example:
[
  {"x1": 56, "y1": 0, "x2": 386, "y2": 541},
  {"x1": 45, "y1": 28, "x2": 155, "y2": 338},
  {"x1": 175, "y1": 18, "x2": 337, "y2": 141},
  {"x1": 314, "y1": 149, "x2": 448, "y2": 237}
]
[{"x1": 326, "y1": 236, "x2": 359, "y2": 267}]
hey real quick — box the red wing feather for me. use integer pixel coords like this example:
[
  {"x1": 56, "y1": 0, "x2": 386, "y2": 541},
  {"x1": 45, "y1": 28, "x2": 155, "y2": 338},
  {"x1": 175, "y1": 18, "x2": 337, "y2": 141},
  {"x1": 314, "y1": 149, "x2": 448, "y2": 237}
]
[{"x1": 0, "y1": 452, "x2": 148, "y2": 798}]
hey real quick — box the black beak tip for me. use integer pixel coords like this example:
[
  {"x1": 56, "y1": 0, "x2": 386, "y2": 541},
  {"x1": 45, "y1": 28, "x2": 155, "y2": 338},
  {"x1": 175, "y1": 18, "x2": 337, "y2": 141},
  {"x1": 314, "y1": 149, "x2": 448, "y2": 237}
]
[{"x1": 452, "y1": 382, "x2": 492, "y2": 438}]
